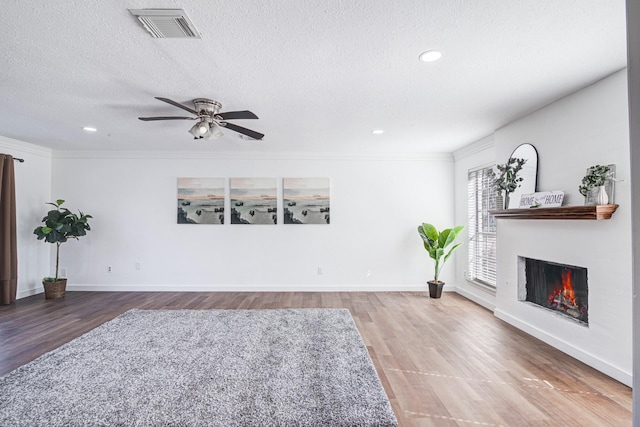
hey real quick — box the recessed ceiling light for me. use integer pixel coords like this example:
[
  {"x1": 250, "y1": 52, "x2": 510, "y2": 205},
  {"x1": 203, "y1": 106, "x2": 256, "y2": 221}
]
[
  {"x1": 419, "y1": 50, "x2": 442, "y2": 62},
  {"x1": 82, "y1": 127, "x2": 97, "y2": 132},
  {"x1": 372, "y1": 129, "x2": 384, "y2": 135}
]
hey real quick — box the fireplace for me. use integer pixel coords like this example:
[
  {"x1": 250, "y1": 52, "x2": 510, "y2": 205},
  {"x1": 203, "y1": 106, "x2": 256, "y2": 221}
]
[{"x1": 517, "y1": 257, "x2": 588, "y2": 325}]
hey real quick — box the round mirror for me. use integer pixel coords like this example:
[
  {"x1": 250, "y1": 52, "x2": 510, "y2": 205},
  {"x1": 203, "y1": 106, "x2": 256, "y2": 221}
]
[{"x1": 507, "y1": 143, "x2": 538, "y2": 208}]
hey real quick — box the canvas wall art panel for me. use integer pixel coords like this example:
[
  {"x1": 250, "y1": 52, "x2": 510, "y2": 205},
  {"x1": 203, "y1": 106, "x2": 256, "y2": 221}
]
[
  {"x1": 230, "y1": 178, "x2": 277, "y2": 224},
  {"x1": 283, "y1": 178, "x2": 330, "y2": 224},
  {"x1": 177, "y1": 178, "x2": 225, "y2": 224}
]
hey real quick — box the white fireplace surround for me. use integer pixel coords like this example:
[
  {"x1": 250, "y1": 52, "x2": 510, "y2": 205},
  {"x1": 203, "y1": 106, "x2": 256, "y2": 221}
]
[
  {"x1": 454, "y1": 70, "x2": 632, "y2": 386},
  {"x1": 492, "y1": 73, "x2": 631, "y2": 386},
  {"x1": 494, "y1": 217, "x2": 631, "y2": 386}
]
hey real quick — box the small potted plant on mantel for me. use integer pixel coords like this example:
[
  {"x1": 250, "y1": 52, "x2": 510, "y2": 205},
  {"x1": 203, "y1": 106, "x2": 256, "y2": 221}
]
[
  {"x1": 417, "y1": 223, "x2": 464, "y2": 298},
  {"x1": 578, "y1": 164, "x2": 613, "y2": 205},
  {"x1": 33, "y1": 199, "x2": 92, "y2": 299},
  {"x1": 489, "y1": 157, "x2": 527, "y2": 209}
]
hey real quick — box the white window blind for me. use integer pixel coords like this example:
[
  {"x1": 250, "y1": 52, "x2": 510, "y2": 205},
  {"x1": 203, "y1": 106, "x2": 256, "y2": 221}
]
[{"x1": 468, "y1": 165, "x2": 498, "y2": 288}]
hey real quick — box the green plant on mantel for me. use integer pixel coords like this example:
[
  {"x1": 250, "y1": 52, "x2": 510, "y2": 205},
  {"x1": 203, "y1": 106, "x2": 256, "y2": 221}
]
[
  {"x1": 489, "y1": 157, "x2": 527, "y2": 194},
  {"x1": 33, "y1": 199, "x2": 92, "y2": 281},
  {"x1": 578, "y1": 164, "x2": 612, "y2": 197}
]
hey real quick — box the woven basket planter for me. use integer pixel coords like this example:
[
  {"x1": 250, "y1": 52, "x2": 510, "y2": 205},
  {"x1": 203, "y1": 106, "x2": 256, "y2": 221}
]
[{"x1": 43, "y1": 279, "x2": 68, "y2": 299}]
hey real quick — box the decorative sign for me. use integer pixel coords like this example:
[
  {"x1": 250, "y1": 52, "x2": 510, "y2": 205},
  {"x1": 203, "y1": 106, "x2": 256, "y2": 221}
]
[{"x1": 519, "y1": 191, "x2": 565, "y2": 208}]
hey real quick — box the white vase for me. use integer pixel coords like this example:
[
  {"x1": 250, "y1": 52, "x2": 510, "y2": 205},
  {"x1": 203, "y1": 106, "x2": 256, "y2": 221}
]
[{"x1": 596, "y1": 185, "x2": 609, "y2": 205}]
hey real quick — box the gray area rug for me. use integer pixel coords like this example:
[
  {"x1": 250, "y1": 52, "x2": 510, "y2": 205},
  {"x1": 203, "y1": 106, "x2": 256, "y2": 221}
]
[{"x1": 0, "y1": 308, "x2": 397, "y2": 426}]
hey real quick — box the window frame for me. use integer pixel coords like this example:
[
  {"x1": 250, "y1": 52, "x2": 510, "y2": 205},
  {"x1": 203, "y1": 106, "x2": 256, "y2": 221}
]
[{"x1": 467, "y1": 163, "x2": 499, "y2": 289}]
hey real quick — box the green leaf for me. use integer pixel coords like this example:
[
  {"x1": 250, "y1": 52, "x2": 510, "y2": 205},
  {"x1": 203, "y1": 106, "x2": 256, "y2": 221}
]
[
  {"x1": 443, "y1": 225, "x2": 464, "y2": 248},
  {"x1": 418, "y1": 225, "x2": 434, "y2": 248},
  {"x1": 438, "y1": 228, "x2": 451, "y2": 248},
  {"x1": 443, "y1": 242, "x2": 463, "y2": 264},
  {"x1": 56, "y1": 199, "x2": 65, "y2": 206},
  {"x1": 421, "y1": 223, "x2": 439, "y2": 242}
]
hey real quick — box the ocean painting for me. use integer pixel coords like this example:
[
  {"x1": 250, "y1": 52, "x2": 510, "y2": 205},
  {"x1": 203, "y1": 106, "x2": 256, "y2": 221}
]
[
  {"x1": 283, "y1": 178, "x2": 330, "y2": 224},
  {"x1": 230, "y1": 178, "x2": 277, "y2": 224},
  {"x1": 177, "y1": 178, "x2": 225, "y2": 224}
]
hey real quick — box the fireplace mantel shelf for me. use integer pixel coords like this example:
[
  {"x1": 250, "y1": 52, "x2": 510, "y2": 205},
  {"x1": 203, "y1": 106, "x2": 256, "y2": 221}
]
[{"x1": 489, "y1": 204, "x2": 619, "y2": 220}]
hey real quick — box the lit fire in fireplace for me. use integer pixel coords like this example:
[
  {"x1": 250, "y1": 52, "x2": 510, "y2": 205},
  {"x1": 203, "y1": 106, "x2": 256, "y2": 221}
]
[
  {"x1": 521, "y1": 256, "x2": 588, "y2": 324},
  {"x1": 547, "y1": 270, "x2": 585, "y2": 319}
]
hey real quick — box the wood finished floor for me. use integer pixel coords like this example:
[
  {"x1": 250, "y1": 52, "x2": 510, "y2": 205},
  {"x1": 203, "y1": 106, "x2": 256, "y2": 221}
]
[{"x1": 0, "y1": 291, "x2": 632, "y2": 426}]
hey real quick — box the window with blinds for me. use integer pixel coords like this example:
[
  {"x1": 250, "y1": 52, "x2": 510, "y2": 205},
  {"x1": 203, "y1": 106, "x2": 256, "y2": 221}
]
[{"x1": 467, "y1": 165, "x2": 499, "y2": 288}]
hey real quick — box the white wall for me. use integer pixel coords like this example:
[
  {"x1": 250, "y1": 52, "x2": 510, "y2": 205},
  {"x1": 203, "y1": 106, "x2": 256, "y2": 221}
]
[
  {"x1": 50, "y1": 152, "x2": 455, "y2": 291},
  {"x1": 492, "y1": 69, "x2": 632, "y2": 385},
  {"x1": 452, "y1": 135, "x2": 496, "y2": 309},
  {"x1": 0, "y1": 136, "x2": 52, "y2": 298}
]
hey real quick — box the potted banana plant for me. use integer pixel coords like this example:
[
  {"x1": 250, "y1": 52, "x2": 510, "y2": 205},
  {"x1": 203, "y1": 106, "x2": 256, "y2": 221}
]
[
  {"x1": 417, "y1": 223, "x2": 464, "y2": 298},
  {"x1": 33, "y1": 199, "x2": 92, "y2": 299}
]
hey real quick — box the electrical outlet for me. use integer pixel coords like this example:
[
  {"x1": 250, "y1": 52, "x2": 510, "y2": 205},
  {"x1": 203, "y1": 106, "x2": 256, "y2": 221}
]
[
  {"x1": 366, "y1": 270, "x2": 371, "y2": 277},
  {"x1": 135, "y1": 262, "x2": 141, "y2": 271},
  {"x1": 317, "y1": 266, "x2": 324, "y2": 275},
  {"x1": 61, "y1": 268, "x2": 66, "y2": 277},
  {"x1": 107, "y1": 266, "x2": 112, "y2": 273}
]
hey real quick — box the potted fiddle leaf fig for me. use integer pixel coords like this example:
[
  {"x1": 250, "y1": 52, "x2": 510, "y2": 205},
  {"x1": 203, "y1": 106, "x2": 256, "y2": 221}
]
[
  {"x1": 417, "y1": 223, "x2": 464, "y2": 298},
  {"x1": 33, "y1": 199, "x2": 92, "y2": 299}
]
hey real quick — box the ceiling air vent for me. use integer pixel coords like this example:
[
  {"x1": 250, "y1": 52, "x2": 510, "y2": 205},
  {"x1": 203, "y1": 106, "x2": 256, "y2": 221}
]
[{"x1": 128, "y1": 9, "x2": 201, "y2": 39}]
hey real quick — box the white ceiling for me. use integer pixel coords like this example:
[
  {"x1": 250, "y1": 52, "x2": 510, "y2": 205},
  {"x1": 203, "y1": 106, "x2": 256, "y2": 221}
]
[{"x1": 0, "y1": 1, "x2": 627, "y2": 155}]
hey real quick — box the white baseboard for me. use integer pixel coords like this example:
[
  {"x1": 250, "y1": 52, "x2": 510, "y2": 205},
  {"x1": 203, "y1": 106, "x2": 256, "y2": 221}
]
[
  {"x1": 17, "y1": 287, "x2": 43, "y2": 299},
  {"x1": 494, "y1": 309, "x2": 632, "y2": 387},
  {"x1": 455, "y1": 286, "x2": 496, "y2": 311},
  {"x1": 66, "y1": 283, "x2": 429, "y2": 292}
]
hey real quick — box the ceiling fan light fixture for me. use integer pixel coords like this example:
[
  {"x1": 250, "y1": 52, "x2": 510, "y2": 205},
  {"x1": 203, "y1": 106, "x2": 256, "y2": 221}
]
[
  {"x1": 198, "y1": 121, "x2": 209, "y2": 135},
  {"x1": 189, "y1": 120, "x2": 225, "y2": 139},
  {"x1": 189, "y1": 120, "x2": 210, "y2": 138},
  {"x1": 209, "y1": 122, "x2": 224, "y2": 139}
]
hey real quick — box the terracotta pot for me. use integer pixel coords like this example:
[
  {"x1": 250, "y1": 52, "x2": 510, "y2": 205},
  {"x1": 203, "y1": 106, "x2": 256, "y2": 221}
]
[
  {"x1": 428, "y1": 280, "x2": 444, "y2": 299},
  {"x1": 43, "y1": 278, "x2": 68, "y2": 299}
]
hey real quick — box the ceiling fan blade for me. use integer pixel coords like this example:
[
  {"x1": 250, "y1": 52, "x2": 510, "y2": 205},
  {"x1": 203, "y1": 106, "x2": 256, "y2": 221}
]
[
  {"x1": 155, "y1": 97, "x2": 198, "y2": 115},
  {"x1": 221, "y1": 122, "x2": 264, "y2": 140},
  {"x1": 217, "y1": 110, "x2": 259, "y2": 120},
  {"x1": 138, "y1": 116, "x2": 196, "y2": 121}
]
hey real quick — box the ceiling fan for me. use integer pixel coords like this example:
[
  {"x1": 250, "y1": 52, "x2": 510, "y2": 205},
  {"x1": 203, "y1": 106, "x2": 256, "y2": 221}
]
[{"x1": 138, "y1": 97, "x2": 264, "y2": 140}]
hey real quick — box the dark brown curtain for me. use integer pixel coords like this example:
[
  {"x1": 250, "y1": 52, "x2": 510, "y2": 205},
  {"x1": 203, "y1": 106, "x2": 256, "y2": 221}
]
[{"x1": 0, "y1": 154, "x2": 17, "y2": 305}]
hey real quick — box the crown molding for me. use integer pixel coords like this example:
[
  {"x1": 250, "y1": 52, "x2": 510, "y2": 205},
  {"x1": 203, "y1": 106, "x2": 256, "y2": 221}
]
[
  {"x1": 452, "y1": 134, "x2": 495, "y2": 161},
  {"x1": 52, "y1": 150, "x2": 454, "y2": 162},
  {"x1": 0, "y1": 135, "x2": 53, "y2": 158}
]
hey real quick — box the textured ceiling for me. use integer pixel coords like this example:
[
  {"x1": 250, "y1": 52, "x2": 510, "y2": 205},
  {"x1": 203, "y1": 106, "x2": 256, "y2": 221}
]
[{"x1": 0, "y1": 0, "x2": 627, "y2": 154}]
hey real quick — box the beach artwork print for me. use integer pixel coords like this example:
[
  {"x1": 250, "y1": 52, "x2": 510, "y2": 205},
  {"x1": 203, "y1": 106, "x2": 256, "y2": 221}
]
[
  {"x1": 283, "y1": 178, "x2": 330, "y2": 224},
  {"x1": 230, "y1": 178, "x2": 278, "y2": 224},
  {"x1": 177, "y1": 178, "x2": 225, "y2": 224}
]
